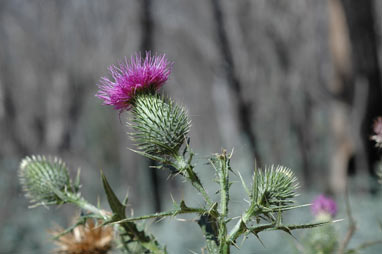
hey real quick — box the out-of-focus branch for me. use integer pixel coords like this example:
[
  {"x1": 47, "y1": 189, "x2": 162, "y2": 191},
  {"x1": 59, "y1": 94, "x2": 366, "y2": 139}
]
[
  {"x1": 140, "y1": 0, "x2": 153, "y2": 52},
  {"x1": 341, "y1": 0, "x2": 382, "y2": 183},
  {"x1": 338, "y1": 184, "x2": 356, "y2": 254}
]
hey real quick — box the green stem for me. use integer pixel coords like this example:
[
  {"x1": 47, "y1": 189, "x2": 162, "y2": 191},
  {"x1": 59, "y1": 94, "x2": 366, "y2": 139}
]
[
  {"x1": 212, "y1": 153, "x2": 230, "y2": 254},
  {"x1": 174, "y1": 155, "x2": 213, "y2": 206},
  {"x1": 346, "y1": 240, "x2": 382, "y2": 253},
  {"x1": 114, "y1": 206, "x2": 206, "y2": 224},
  {"x1": 221, "y1": 242, "x2": 230, "y2": 254},
  {"x1": 66, "y1": 193, "x2": 109, "y2": 220},
  {"x1": 190, "y1": 178, "x2": 213, "y2": 206},
  {"x1": 228, "y1": 204, "x2": 256, "y2": 242},
  {"x1": 218, "y1": 167, "x2": 229, "y2": 218}
]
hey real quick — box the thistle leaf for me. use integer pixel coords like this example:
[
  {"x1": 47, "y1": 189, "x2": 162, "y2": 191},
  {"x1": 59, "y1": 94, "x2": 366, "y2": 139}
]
[
  {"x1": 101, "y1": 171, "x2": 125, "y2": 219},
  {"x1": 238, "y1": 171, "x2": 251, "y2": 196}
]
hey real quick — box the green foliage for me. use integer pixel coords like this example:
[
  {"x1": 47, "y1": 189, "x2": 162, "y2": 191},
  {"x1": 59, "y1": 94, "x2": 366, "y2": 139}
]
[
  {"x1": 129, "y1": 94, "x2": 191, "y2": 156},
  {"x1": 298, "y1": 223, "x2": 338, "y2": 254},
  {"x1": 101, "y1": 172, "x2": 167, "y2": 254},
  {"x1": 18, "y1": 155, "x2": 73, "y2": 206},
  {"x1": 18, "y1": 85, "x2": 330, "y2": 254}
]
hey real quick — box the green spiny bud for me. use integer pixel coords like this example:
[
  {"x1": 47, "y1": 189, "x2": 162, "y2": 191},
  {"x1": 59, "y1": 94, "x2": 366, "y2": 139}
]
[
  {"x1": 298, "y1": 223, "x2": 338, "y2": 254},
  {"x1": 19, "y1": 155, "x2": 71, "y2": 206},
  {"x1": 252, "y1": 165, "x2": 299, "y2": 207},
  {"x1": 129, "y1": 93, "x2": 191, "y2": 156}
]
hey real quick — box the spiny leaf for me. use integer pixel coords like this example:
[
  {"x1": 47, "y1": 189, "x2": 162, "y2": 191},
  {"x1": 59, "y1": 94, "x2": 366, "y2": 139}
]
[
  {"x1": 101, "y1": 171, "x2": 125, "y2": 219},
  {"x1": 249, "y1": 219, "x2": 341, "y2": 236},
  {"x1": 128, "y1": 148, "x2": 166, "y2": 163},
  {"x1": 238, "y1": 171, "x2": 250, "y2": 196},
  {"x1": 73, "y1": 168, "x2": 81, "y2": 193}
]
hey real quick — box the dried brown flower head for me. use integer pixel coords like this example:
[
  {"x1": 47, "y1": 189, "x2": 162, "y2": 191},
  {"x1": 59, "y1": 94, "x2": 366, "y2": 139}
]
[{"x1": 51, "y1": 219, "x2": 113, "y2": 254}]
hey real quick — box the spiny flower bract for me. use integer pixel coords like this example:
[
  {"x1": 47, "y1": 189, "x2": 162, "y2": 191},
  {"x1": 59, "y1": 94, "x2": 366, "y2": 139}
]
[{"x1": 96, "y1": 51, "x2": 172, "y2": 111}]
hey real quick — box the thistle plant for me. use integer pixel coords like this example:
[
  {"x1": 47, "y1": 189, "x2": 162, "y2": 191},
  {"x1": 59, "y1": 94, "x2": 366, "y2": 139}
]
[
  {"x1": 296, "y1": 195, "x2": 338, "y2": 254},
  {"x1": 19, "y1": 51, "x2": 333, "y2": 254}
]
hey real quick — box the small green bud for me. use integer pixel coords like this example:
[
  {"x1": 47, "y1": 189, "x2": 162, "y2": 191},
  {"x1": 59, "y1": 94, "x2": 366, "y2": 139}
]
[
  {"x1": 253, "y1": 165, "x2": 299, "y2": 207},
  {"x1": 129, "y1": 93, "x2": 191, "y2": 156},
  {"x1": 299, "y1": 223, "x2": 338, "y2": 254},
  {"x1": 19, "y1": 155, "x2": 71, "y2": 206}
]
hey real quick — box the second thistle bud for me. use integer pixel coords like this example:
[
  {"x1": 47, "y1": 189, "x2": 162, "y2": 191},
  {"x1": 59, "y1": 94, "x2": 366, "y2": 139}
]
[
  {"x1": 129, "y1": 93, "x2": 191, "y2": 156},
  {"x1": 252, "y1": 165, "x2": 299, "y2": 208},
  {"x1": 19, "y1": 155, "x2": 73, "y2": 206}
]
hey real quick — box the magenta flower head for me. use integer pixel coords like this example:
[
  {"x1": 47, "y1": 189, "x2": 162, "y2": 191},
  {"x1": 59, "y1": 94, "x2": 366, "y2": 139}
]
[
  {"x1": 96, "y1": 51, "x2": 173, "y2": 111},
  {"x1": 311, "y1": 194, "x2": 337, "y2": 218},
  {"x1": 371, "y1": 117, "x2": 382, "y2": 148}
]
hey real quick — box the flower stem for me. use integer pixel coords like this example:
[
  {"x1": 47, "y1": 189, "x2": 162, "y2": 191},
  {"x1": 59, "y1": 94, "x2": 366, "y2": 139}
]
[
  {"x1": 174, "y1": 154, "x2": 213, "y2": 206},
  {"x1": 210, "y1": 151, "x2": 231, "y2": 253},
  {"x1": 228, "y1": 205, "x2": 255, "y2": 242},
  {"x1": 66, "y1": 193, "x2": 109, "y2": 220}
]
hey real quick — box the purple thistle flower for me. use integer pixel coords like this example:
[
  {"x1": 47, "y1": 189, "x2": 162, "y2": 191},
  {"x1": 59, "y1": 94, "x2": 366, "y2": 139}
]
[
  {"x1": 371, "y1": 117, "x2": 382, "y2": 147},
  {"x1": 311, "y1": 194, "x2": 337, "y2": 218},
  {"x1": 96, "y1": 52, "x2": 173, "y2": 111}
]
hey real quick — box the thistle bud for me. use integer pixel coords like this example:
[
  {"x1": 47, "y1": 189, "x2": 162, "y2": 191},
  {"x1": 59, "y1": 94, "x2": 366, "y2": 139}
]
[
  {"x1": 253, "y1": 165, "x2": 299, "y2": 207},
  {"x1": 129, "y1": 93, "x2": 191, "y2": 156},
  {"x1": 19, "y1": 155, "x2": 71, "y2": 206}
]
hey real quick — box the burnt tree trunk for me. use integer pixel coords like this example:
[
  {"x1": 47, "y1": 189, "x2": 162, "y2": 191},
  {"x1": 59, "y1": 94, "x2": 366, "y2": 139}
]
[
  {"x1": 327, "y1": 0, "x2": 355, "y2": 195},
  {"x1": 341, "y1": 0, "x2": 382, "y2": 187},
  {"x1": 210, "y1": 0, "x2": 262, "y2": 164}
]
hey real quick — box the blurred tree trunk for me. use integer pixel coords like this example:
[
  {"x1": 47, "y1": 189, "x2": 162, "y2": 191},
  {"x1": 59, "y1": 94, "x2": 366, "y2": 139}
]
[
  {"x1": 341, "y1": 0, "x2": 382, "y2": 192},
  {"x1": 327, "y1": 0, "x2": 355, "y2": 195},
  {"x1": 210, "y1": 0, "x2": 261, "y2": 164},
  {"x1": 139, "y1": 0, "x2": 162, "y2": 212},
  {"x1": 328, "y1": 0, "x2": 382, "y2": 194},
  {"x1": 293, "y1": 93, "x2": 314, "y2": 188}
]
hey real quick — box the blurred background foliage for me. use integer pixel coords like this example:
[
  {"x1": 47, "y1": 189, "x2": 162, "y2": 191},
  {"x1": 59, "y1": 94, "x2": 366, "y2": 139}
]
[{"x1": 1, "y1": 0, "x2": 382, "y2": 253}]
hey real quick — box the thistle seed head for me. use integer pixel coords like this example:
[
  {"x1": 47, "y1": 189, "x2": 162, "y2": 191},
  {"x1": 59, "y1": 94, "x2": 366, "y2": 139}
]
[{"x1": 51, "y1": 219, "x2": 114, "y2": 254}]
